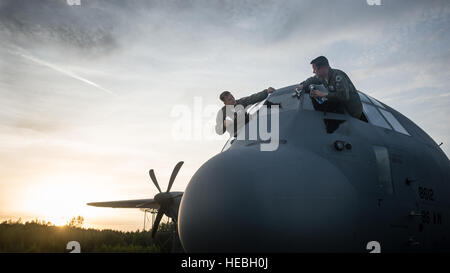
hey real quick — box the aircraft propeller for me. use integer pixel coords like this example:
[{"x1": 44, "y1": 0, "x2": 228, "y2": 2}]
[{"x1": 140, "y1": 161, "x2": 184, "y2": 239}]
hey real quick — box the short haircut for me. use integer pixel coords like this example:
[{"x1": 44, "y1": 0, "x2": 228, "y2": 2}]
[
  {"x1": 310, "y1": 56, "x2": 329, "y2": 68},
  {"x1": 219, "y1": 91, "x2": 231, "y2": 102}
]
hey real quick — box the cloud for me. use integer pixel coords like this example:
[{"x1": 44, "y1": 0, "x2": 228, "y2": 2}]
[
  {"x1": 6, "y1": 46, "x2": 116, "y2": 96},
  {"x1": 0, "y1": 0, "x2": 118, "y2": 55},
  {"x1": 1, "y1": 0, "x2": 449, "y2": 230}
]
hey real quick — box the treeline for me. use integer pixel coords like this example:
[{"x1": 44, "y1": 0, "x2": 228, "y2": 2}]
[{"x1": 0, "y1": 219, "x2": 181, "y2": 253}]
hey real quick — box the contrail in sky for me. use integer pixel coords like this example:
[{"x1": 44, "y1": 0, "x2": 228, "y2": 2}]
[{"x1": 7, "y1": 47, "x2": 117, "y2": 96}]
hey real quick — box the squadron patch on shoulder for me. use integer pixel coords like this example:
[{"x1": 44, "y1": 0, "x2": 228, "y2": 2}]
[{"x1": 335, "y1": 75, "x2": 342, "y2": 82}]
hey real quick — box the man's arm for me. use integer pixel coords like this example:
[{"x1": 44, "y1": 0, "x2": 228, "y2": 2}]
[
  {"x1": 215, "y1": 107, "x2": 226, "y2": 135},
  {"x1": 298, "y1": 76, "x2": 322, "y2": 92},
  {"x1": 326, "y1": 73, "x2": 351, "y2": 102},
  {"x1": 236, "y1": 89, "x2": 269, "y2": 108}
]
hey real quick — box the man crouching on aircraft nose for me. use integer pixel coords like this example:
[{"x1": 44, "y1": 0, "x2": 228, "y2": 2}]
[
  {"x1": 297, "y1": 56, "x2": 363, "y2": 119},
  {"x1": 215, "y1": 87, "x2": 276, "y2": 137}
]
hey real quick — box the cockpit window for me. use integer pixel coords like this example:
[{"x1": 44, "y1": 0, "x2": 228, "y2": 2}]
[
  {"x1": 253, "y1": 87, "x2": 300, "y2": 114},
  {"x1": 379, "y1": 109, "x2": 410, "y2": 136},
  {"x1": 221, "y1": 137, "x2": 235, "y2": 152},
  {"x1": 368, "y1": 95, "x2": 386, "y2": 109},
  {"x1": 361, "y1": 92, "x2": 411, "y2": 136},
  {"x1": 302, "y1": 91, "x2": 315, "y2": 110},
  {"x1": 358, "y1": 92, "x2": 371, "y2": 103},
  {"x1": 247, "y1": 97, "x2": 269, "y2": 116},
  {"x1": 362, "y1": 103, "x2": 392, "y2": 130}
]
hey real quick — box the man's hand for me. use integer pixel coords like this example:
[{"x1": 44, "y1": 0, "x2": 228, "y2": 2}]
[
  {"x1": 311, "y1": 90, "x2": 327, "y2": 98},
  {"x1": 297, "y1": 84, "x2": 304, "y2": 91},
  {"x1": 224, "y1": 118, "x2": 233, "y2": 128},
  {"x1": 267, "y1": 87, "x2": 276, "y2": 94}
]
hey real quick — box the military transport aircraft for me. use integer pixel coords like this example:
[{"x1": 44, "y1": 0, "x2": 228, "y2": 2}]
[{"x1": 88, "y1": 84, "x2": 450, "y2": 252}]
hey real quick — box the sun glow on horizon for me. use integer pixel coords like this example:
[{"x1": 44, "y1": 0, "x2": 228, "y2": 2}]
[{"x1": 20, "y1": 173, "x2": 119, "y2": 227}]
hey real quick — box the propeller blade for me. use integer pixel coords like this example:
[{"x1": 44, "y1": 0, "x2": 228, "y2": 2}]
[
  {"x1": 166, "y1": 161, "x2": 184, "y2": 192},
  {"x1": 149, "y1": 169, "x2": 162, "y2": 193},
  {"x1": 136, "y1": 201, "x2": 159, "y2": 208},
  {"x1": 151, "y1": 208, "x2": 165, "y2": 239}
]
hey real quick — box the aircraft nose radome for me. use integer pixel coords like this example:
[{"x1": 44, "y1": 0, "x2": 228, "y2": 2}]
[
  {"x1": 178, "y1": 149, "x2": 359, "y2": 252},
  {"x1": 178, "y1": 150, "x2": 266, "y2": 252}
]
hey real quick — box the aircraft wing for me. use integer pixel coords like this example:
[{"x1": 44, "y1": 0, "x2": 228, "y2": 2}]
[{"x1": 87, "y1": 199, "x2": 159, "y2": 209}]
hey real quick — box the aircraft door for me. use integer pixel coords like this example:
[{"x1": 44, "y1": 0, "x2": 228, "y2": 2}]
[{"x1": 388, "y1": 147, "x2": 425, "y2": 251}]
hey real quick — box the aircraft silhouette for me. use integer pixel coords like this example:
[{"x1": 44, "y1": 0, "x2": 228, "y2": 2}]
[{"x1": 88, "y1": 84, "x2": 449, "y2": 252}]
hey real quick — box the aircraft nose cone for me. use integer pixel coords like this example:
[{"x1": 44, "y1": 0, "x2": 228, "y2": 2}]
[
  {"x1": 178, "y1": 146, "x2": 359, "y2": 252},
  {"x1": 178, "y1": 150, "x2": 268, "y2": 252}
]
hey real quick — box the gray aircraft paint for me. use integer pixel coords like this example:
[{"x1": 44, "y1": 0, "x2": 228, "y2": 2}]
[
  {"x1": 88, "y1": 84, "x2": 449, "y2": 252},
  {"x1": 178, "y1": 84, "x2": 450, "y2": 252}
]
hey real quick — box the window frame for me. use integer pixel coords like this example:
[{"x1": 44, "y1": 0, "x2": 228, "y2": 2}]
[
  {"x1": 358, "y1": 91, "x2": 411, "y2": 136},
  {"x1": 373, "y1": 145, "x2": 395, "y2": 195},
  {"x1": 362, "y1": 102, "x2": 392, "y2": 130},
  {"x1": 379, "y1": 108, "x2": 411, "y2": 136}
]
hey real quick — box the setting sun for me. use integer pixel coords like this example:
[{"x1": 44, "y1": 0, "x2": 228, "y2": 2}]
[{"x1": 20, "y1": 173, "x2": 115, "y2": 226}]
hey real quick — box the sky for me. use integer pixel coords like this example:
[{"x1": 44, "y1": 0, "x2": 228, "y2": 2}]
[{"x1": 0, "y1": 0, "x2": 449, "y2": 231}]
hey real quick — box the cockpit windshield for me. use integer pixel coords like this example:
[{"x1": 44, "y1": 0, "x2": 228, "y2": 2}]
[
  {"x1": 247, "y1": 96, "x2": 270, "y2": 116},
  {"x1": 220, "y1": 85, "x2": 299, "y2": 152},
  {"x1": 221, "y1": 137, "x2": 235, "y2": 152}
]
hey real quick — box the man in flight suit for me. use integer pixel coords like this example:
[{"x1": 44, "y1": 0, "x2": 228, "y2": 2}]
[
  {"x1": 298, "y1": 56, "x2": 363, "y2": 119},
  {"x1": 215, "y1": 87, "x2": 276, "y2": 137}
]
